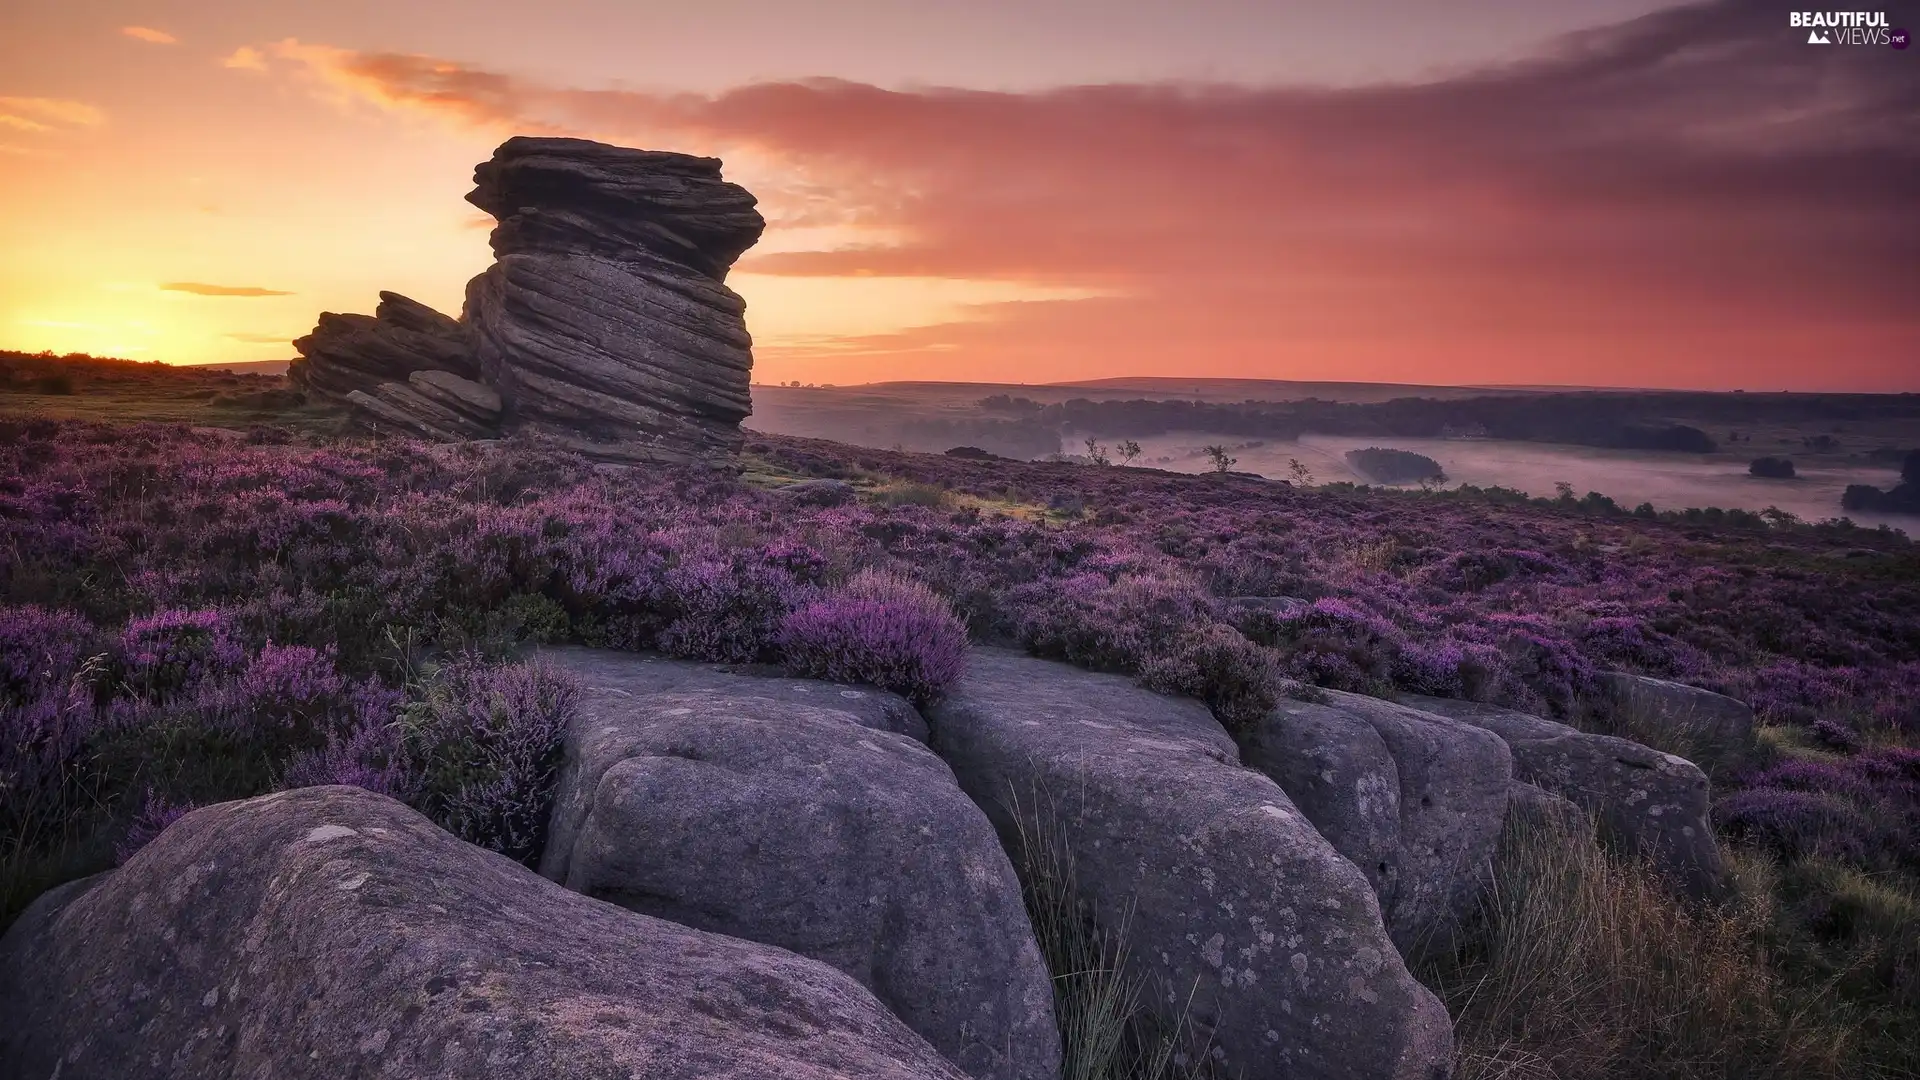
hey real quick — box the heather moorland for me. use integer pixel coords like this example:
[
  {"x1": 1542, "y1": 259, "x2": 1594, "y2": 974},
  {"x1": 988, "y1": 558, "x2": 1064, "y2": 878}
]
[{"x1": 2, "y1": 406, "x2": 1916, "y2": 1076}]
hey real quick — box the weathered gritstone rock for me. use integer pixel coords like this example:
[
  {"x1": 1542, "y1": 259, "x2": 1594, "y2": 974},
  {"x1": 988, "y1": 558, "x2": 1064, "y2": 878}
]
[
  {"x1": 409, "y1": 369, "x2": 503, "y2": 426},
  {"x1": 0, "y1": 786, "x2": 968, "y2": 1080},
  {"x1": 292, "y1": 136, "x2": 765, "y2": 465},
  {"x1": 346, "y1": 381, "x2": 495, "y2": 441},
  {"x1": 1401, "y1": 693, "x2": 1727, "y2": 900},
  {"x1": 464, "y1": 137, "x2": 765, "y2": 464},
  {"x1": 289, "y1": 290, "x2": 476, "y2": 404},
  {"x1": 1237, "y1": 691, "x2": 1512, "y2": 956},
  {"x1": 1595, "y1": 672, "x2": 1757, "y2": 749},
  {"x1": 928, "y1": 648, "x2": 1454, "y2": 1080},
  {"x1": 538, "y1": 648, "x2": 1059, "y2": 1080}
]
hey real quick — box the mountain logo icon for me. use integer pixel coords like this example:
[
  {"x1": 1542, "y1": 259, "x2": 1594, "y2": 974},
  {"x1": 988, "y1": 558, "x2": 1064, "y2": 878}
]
[{"x1": 1808, "y1": 29, "x2": 1832, "y2": 43}]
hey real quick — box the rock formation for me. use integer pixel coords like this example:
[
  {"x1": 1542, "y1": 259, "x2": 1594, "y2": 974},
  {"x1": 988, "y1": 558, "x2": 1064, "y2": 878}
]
[
  {"x1": 1402, "y1": 693, "x2": 1727, "y2": 901},
  {"x1": 928, "y1": 648, "x2": 1456, "y2": 1080},
  {"x1": 288, "y1": 136, "x2": 766, "y2": 465},
  {"x1": 0, "y1": 785, "x2": 970, "y2": 1080},
  {"x1": 1595, "y1": 671, "x2": 1757, "y2": 750},
  {"x1": 287, "y1": 290, "x2": 476, "y2": 402},
  {"x1": 1237, "y1": 690, "x2": 1512, "y2": 956},
  {"x1": 537, "y1": 649, "x2": 1060, "y2": 1080}
]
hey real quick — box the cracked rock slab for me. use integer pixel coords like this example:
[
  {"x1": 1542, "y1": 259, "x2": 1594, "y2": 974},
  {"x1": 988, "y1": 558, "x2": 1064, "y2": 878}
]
[
  {"x1": 537, "y1": 648, "x2": 1059, "y2": 1080},
  {"x1": 0, "y1": 785, "x2": 968, "y2": 1080},
  {"x1": 928, "y1": 648, "x2": 1453, "y2": 1080}
]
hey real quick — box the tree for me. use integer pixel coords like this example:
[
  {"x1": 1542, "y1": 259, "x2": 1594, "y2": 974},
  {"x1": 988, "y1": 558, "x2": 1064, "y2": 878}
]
[
  {"x1": 1287, "y1": 458, "x2": 1314, "y2": 485},
  {"x1": 1117, "y1": 439, "x2": 1142, "y2": 465},
  {"x1": 1083, "y1": 437, "x2": 1110, "y2": 466},
  {"x1": 1748, "y1": 457, "x2": 1795, "y2": 479},
  {"x1": 1905, "y1": 449, "x2": 1920, "y2": 486},
  {"x1": 1204, "y1": 445, "x2": 1237, "y2": 472}
]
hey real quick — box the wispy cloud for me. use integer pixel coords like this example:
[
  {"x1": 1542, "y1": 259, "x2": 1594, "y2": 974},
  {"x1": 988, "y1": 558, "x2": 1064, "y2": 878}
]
[
  {"x1": 121, "y1": 26, "x2": 178, "y2": 45},
  {"x1": 161, "y1": 283, "x2": 294, "y2": 297},
  {"x1": 248, "y1": 1, "x2": 1920, "y2": 389},
  {"x1": 221, "y1": 46, "x2": 267, "y2": 72},
  {"x1": 0, "y1": 97, "x2": 105, "y2": 129}
]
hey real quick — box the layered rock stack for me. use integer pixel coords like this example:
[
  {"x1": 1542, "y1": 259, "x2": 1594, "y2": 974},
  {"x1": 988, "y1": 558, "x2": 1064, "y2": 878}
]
[{"x1": 285, "y1": 136, "x2": 766, "y2": 465}]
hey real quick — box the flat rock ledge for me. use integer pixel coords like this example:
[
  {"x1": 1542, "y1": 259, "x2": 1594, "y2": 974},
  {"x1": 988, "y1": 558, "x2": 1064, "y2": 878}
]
[{"x1": 0, "y1": 785, "x2": 968, "y2": 1080}]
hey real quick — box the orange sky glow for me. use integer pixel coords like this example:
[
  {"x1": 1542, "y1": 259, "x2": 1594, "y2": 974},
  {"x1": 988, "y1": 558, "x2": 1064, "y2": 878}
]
[{"x1": 1, "y1": 0, "x2": 1915, "y2": 391}]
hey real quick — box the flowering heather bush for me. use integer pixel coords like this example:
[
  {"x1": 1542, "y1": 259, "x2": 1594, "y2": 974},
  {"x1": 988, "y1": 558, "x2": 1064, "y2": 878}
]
[
  {"x1": 113, "y1": 790, "x2": 196, "y2": 865},
  {"x1": 780, "y1": 569, "x2": 969, "y2": 704},
  {"x1": 116, "y1": 608, "x2": 245, "y2": 702},
  {"x1": 0, "y1": 605, "x2": 98, "y2": 701},
  {"x1": 3, "y1": 415, "x2": 1918, "y2": 976},
  {"x1": 0, "y1": 684, "x2": 94, "y2": 846},
  {"x1": 1717, "y1": 749, "x2": 1920, "y2": 871},
  {"x1": 282, "y1": 715, "x2": 412, "y2": 799},
  {"x1": 1011, "y1": 571, "x2": 1218, "y2": 673},
  {"x1": 394, "y1": 658, "x2": 578, "y2": 867}
]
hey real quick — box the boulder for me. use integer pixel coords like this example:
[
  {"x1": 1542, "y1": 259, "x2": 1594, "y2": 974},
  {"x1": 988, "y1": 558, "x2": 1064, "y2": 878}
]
[
  {"x1": 289, "y1": 291, "x2": 476, "y2": 404},
  {"x1": 1236, "y1": 691, "x2": 1511, "y2": 956},
  {"x1": 1400, "y1": 694, "x2": 1726, "y2": 901},
  {"x1": 463, "y1": 137, "x2": 766, "y2": 465},
  {"x1": 1594, "y1": 672, "x2": 1756, "y2": 750},
  {"x1": 1504, "y1": 780, "x2": 1586, "y2": 835},
  {"x1": 0, "y1": 786, "x2": 968, "y2": 1080},
  {"x1": 537, "y1": 649, "x2": 1056, "y2": 1080},
  {"x1": 778, "y1": 478, "x2": 859, "y2": 507},
  {"x1": 928, "y1": 648, "x2": 1453, "y2": 1080}
]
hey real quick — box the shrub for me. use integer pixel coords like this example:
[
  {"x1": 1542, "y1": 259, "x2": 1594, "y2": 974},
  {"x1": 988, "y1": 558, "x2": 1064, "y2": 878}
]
[
  {"x1": 780, "y1": 569, "x2": 969, "y2": 704},
  {"x1": 395, "y1": 659, "x2": 578, "y2": 866},
  {"x1": 0, "y1": 685, "x2": 95, "y2": 848},
  {"x1": 0, "y1": 605, "x2": 99, "y2": 702},
  {"x1": 1425, "y1": 811, "x2": 1857, "y2": 1079},
  {"x1": 1011, "y1": 572, "x2": 1215, "y2": 674},
  {"x1": 656, "y1": 558, "x2": 806, "y2": 664},
  {"x1": 1137, "y1": 623, "x2": 1289, "y2": 732},
  {"x1": 113, "y1": 790, "x2": 196, "y2": 865},
  {"x1": 116, "y1": 608, "x2": 245, "y2": 702},
  {"x1": 1345, "y1": 447, "x2": 1445, "y2": 485},
  {"x1": 1714, "y1": 788, "x2": 1871, "y2": 864}
]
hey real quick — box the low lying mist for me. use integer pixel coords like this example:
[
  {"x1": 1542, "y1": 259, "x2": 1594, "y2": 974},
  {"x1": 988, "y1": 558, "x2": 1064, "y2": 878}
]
[{"x1": 1126, "y1": 433, "x2": 1915, "y2": 534}]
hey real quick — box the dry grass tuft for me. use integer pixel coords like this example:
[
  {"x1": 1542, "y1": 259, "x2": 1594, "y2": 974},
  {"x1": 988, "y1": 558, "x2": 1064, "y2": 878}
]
[
  {"x1": 1427, "y1": 811, "x2": 1860, "y2": 1080},
  {"x1": 1006, "y1": 787, "x2": 1198, "y2": 1080}
]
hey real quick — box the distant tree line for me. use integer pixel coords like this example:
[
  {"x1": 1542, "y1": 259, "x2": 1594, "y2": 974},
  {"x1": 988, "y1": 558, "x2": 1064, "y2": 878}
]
[
  {"x1": 1842, "y1": 450, "x2": 1920, "y2": 515},
  {"x1": 1346, "y1": 447, "x2": 1446, "y2": 485},
  {"x1": 978, "y1": 392, "x2": 1751, "y2": 454}
]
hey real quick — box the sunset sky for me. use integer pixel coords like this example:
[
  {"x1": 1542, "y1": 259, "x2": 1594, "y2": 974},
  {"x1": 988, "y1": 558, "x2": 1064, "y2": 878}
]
[{"x1": 1, "y1": 1, "x2": 1915, "y2": 390}]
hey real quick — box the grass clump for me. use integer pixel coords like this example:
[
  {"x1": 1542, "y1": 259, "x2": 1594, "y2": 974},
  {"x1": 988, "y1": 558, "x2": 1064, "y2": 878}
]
[
  {"x1": 1006, "y1": 787, "x2": 1198, "y2": 1080},
  {"x1": 1425, "y1": 810, "x2": 1861, "y2": 1080}
]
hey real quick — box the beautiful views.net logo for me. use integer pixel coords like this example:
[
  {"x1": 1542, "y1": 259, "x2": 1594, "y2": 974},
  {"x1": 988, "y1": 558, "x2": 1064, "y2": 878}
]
[{"x1": 1789, "y1": 10, "x2": 1905, "y2": 45}]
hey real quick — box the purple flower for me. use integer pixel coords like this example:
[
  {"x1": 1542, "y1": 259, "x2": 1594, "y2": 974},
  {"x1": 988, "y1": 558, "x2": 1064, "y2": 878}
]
[
  {"x1": 118, "y1": 608, "x2": 244, "y2": 701},
  {"x1": 0, "y1": 605, "x2": 99, "y2": 701},
  {"x1": 780, "y1": 569, "x2": 969, "y2": 704},
  {"x1": 114, "y1": 789, "x2": 197, "y2": 865}
]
